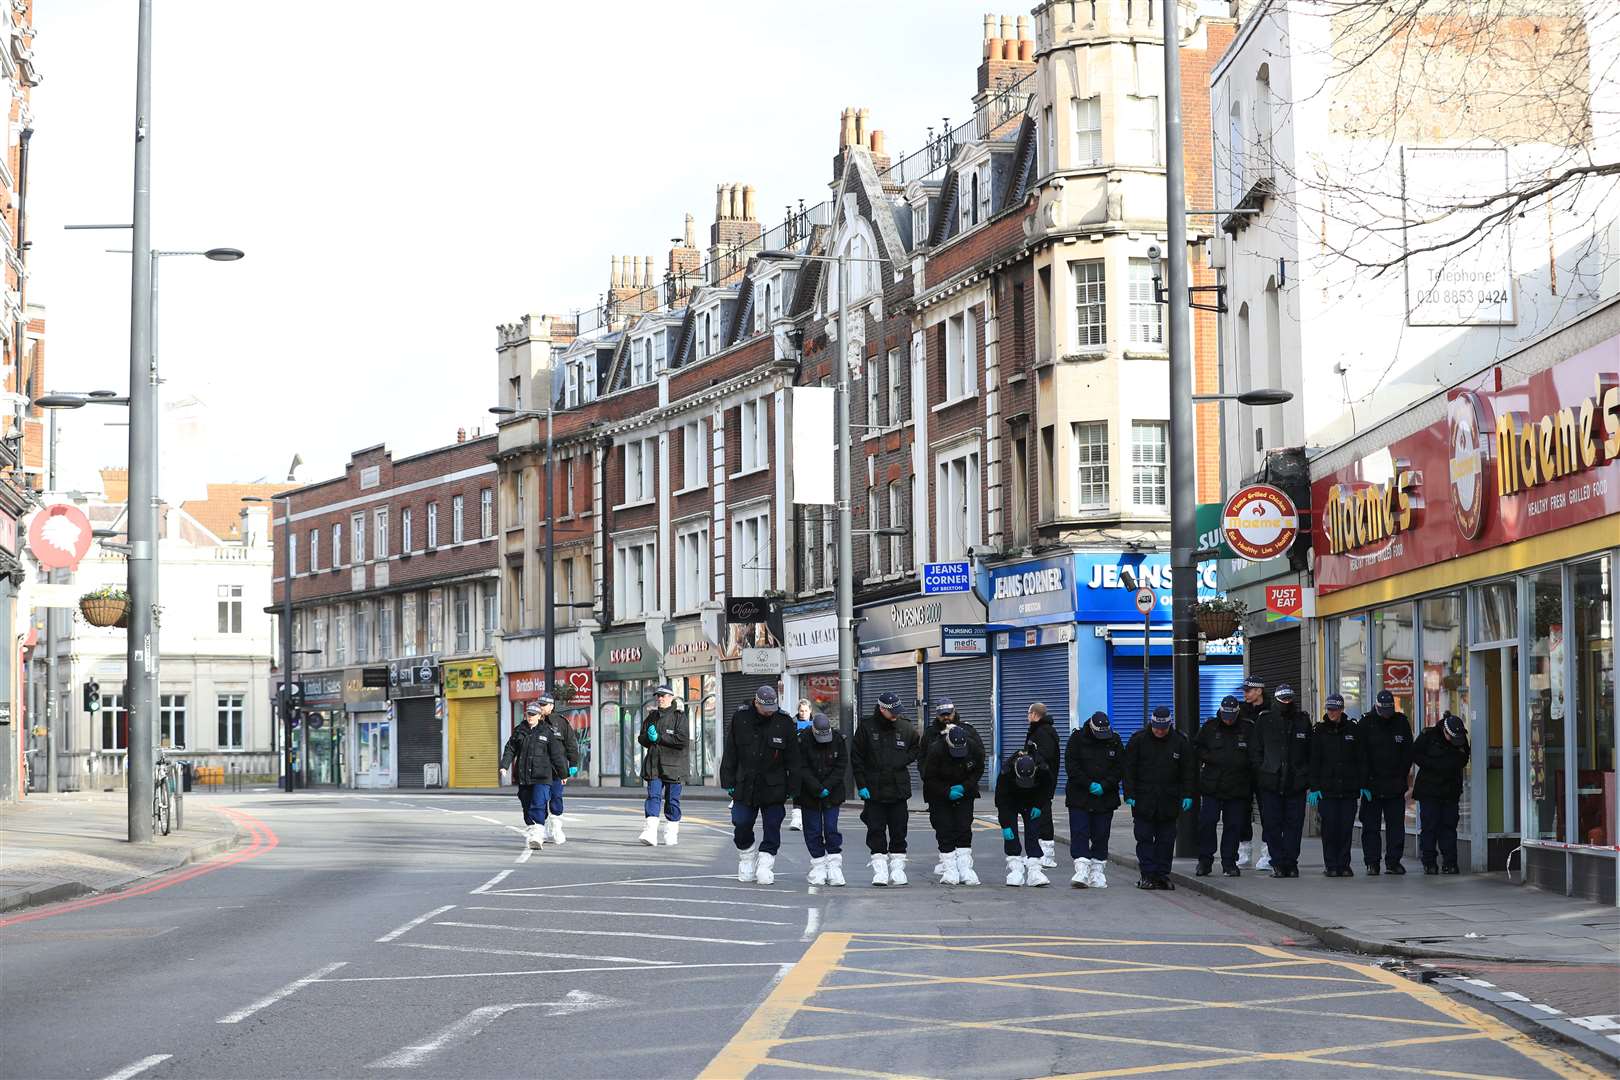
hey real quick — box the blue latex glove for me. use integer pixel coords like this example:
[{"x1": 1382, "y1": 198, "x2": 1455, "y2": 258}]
[
  {"x1": 1030, "y1": 806, "x2": 1042, "y2": 819},
  {"x1": 1359, "y1": 788, "x2": 1373, "y2": 800},
  {"x1": 858, "y1": 787, "x2": 871, "y2": 800},
  {"x1": 819, "y1": 787, "x2": 830, "y2": 798},
  {"x1": 1088, "y1": 782, "x2": 1104, "y2": 796},
  {"x1": 1181, "y1": 798, "x2": 1193, "y2": 812},
  {"x1": 1125, "y1": 798, "x2": 1136, "y2": 808},
  {"x1": 568, "y1": 766, "x2": 579, "y2": 777},
  {"x1": 726, "y1": 787, "x2": 736, "y2": 796},
  {"x1": 646, "y1": 724, "x2": 659, "y2": 742},
  {"x1": 1306, "y1": 790, "x2": 1321, "y2": 807},
  {"x1": 1002, "y1": 827, "x2": 1015, "y2": 841},
  {"x1": 948, "y1": 784, "x2": 965, "y2": 801}
]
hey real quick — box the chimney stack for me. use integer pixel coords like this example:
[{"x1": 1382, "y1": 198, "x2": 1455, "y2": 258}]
[
  {"x1": 709, "y1": 180, "x2": 763, "y2": 287},
  {"x1": 976, "y1": 12, "x2": 1038, "y2": 124}
]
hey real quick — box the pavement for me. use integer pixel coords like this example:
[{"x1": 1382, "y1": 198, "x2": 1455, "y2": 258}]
[
  {"x1": 0, "y1": 792, "x2": 248, "y2": 912},
  {"x1": 0, "y1": 790, "x2": 1612, "y2": 1079}
]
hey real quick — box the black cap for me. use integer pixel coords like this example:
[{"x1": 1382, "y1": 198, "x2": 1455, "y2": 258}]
[
  {"x1": 1011, "y1": 753, "x2": 1038, "y2": 788},
  {"x1": 1274, "y1": 684, "x2": 1295, "y2": 701},
  {"x1": 811, "y1": 713, "x2": 834, "y2": 744},
  {"x1": 1325, "y1": 693, "x2": 1345, "y2": 709},
  {"x1": 877, "y1": 691, "x2": 900, "y2": 710},
  {"x1": 1243, "y1": 678, "x2": 1265, "y2": 691},
  {"x1": 754, "y1": 685, "x2": 779, "y2": 707},
  {"x1": 945, "y1": 726, "x2": 969, "y2": 758},
  {"x1": 935, "y1": 697, "x2": 954, "y2": 715},
  {"x1": 1442, "y1": 713, "x2": 1467, "y2": 740},
  {"x1": 1149, "y1": 705, "x2": 1173, "y2": 728},
  {"x1": 1087, "y1": 710, "x2": 1111, "y2": 732},
  {"x1": 1219, "y1": 695, "x2": 1240, "y2": 718}
]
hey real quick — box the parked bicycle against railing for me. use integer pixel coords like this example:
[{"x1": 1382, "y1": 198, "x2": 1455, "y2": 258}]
[{"x1": 152, "y1": 753, "x2": 175, "y2": 836}]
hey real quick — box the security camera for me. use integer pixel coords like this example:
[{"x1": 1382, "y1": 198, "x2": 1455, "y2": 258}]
[{"x1": 1147, "y1": 244, "x2": 1162, "y2": 262}]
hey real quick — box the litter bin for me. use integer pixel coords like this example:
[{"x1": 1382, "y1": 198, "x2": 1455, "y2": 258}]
[{"x1": 180, "y1": 761, "x2": 194, "y2": 792}]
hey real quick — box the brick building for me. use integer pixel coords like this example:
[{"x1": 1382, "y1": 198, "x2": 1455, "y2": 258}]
[{"x1": 272, "y1": 435, "x2": 500, "y2": 789}]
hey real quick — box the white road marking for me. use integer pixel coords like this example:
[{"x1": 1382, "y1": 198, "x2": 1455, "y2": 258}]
[
  {"x1": 99, "y1": 1055, "x2": 172, "y2": 1080},
  {"x1": 516, "y1": 847, "x2": 533, "y2": 864},
  {"x1": 217, "y1": 962, "x2": 348, "y2": 1024},
  {"x1": 326, "y1": 961, "x2": 795, "y2": 984},
  {"x1": 470, "y1": 869, "x2": 513, "y2": 894},
  {"x1": 802, "y1": 908, "x2": 821, "y2": 942},
  {"x1": 367, "y1": 992, "x2": 621, "y2": 1069},
  {"x1": 463, "y1": 905, "x2": 789, "y2": 926},
  {"x1": 492, "y1": 894, "x2": 799, "y2": 910},
  {"x1": 435, "y1": 919, "x2": 775, "y2": 947},
  {"x1": 375, "y1": 905, "x2": 457, "y2": 943},
  {"x1": 496, "y1": 876, "x2": 770, "y2": 895},
  {"x1": 474, "y1": 815, "x2": 503, "y2": 826},
  {"x1": 396, "y1": 942, "x2": 672, "y2": 965}
]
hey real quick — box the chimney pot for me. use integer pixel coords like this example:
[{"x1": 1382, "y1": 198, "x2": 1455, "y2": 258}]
[
  {"x1": 1019, "y1": 37, "x2": 1033, "y2": 61},
  {"x1": 869, "y1": 129, "x2": 886, "y2": 155},
  {"x1": 984, "y1": 13, "x2": 996, "y2": 42},
  {"x1": 742, "y1": 185, "x2": 757, "y2": 221},
  {"x1": 840, "y1": 107, "x2": 856, "y2": 148},
  {"x1": 456, "y1": 427, "x2": 467, "y2": 444},
  {"x1": 684, "y1": 212, "x2": 696, "y2": 247},
  {"x1": 855, "y1": 108, "x2": 870, "y2": 147},
  {"x1": 1016, "y1": 14, "x2": 1031, "y2": 40},
  {"x1": 1000, "y1": 15, "x2": 1013, "y2": 41},
  {"x1": 611, "y1": 255, "x2": 622, "y2": 287},
  {"x1": 716, "y1": 184, "x2": 726, "y2": 220}
]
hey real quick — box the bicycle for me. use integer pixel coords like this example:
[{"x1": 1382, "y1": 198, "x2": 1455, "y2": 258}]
[{"x1": 153, "y1": 754, "x2": 174, "y2": 836}]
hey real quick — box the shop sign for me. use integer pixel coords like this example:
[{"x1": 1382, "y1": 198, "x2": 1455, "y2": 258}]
[
  {"x1": 1074, "y1": 553, "x2": 1220, "y2": 623},
  {"x1": 508, "y1": 668, "x2": 594, "y2": 708},
  {"x1": 388, "y1": 656, "x2": 439, "y2": 698},
  {"x1": 1314, "y1": 337, "x2": 1620, "y2": 593},
  {"x1": 941, "y1": 625, "x2": 988, "y2": 656},
  {"x1": 988, "y1": 555, "x2": 1077, "y2": 624},
  {"x1": 594, "y1": 629, "x2": 662, "y2": 677},
  {"x1": 859, "y1": 590, "x2": 986, "y2": 656},
  {"x1": 342, "y1": 667, "x2": 388, "y2": 706},
  {"x1": 722, "y1": 596, "x2": 785, "y2": 660},
  {"x1": 26, "y1": 504, "x2": 93, "y2": 571},
  {"x1": 741, "y1": 647, "x2": 784, "y2": 674},
  {"x1": 1222, "y1": 484, "x2": 1300, "y2": 562},
  {"x1": 1195, "y1": 503, "x2": 1236, "y2": 561},
  {"x1": 1265, "y1": 584, "x2": 1312, "y2": 622},
  {"x1": 921, "y1": 561, "x2": 972, "y2": 594},
  {"x1": 663, "y1": 620, "x2": 717, "y2": 676},
  {"x1": 784, "y1": 611, "x2": 838, "y2": 666},
  {"x1": 443, "y1": 658, "x2": 500, "y2": 698},
  {"x1": 1380, "y1": 660, "x2": 1415, "y2": 695},
  {"x1": 284, "y1": 672, "x2": 343, "y2": 708}
]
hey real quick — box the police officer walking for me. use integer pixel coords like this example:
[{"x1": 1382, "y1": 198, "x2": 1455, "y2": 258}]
[
  {"x1": 1123, "y1": 705, "x2": 1195, "y2": 890},
  {"x1": 851, "y1": 691, "x2": 920, "y2": 887},
  {"x1": 1064, "y1": 711, "x2": 1124, "y2": 888},
  {"x1": 1307, "y1": 693, "x2": 1367, "y2": 877},
  {"x1": 535, "y1": 695, "x2": 581, "y2": 845},
  {"x1": 1361, "y1": 689, "x2": 1415, "y2": 874},
  {"x1": 1254, "y1": 684, "x2": 1311, "y2": 878},
  {"x1": 1024, "y1": 703, "x2": 1062, "y2": 868},
  {"x1": 719, "y1": 686, "x2": 797, "y2": 885},
  {"x1": 637, "y1": 685, "x2": 687, "y2": 847},
  {"x1": 795, "y1": 712, "x2": 848, "y2": 886},
  {"x1": 1195, "y1": 695, "x2": 1262, "y2": 877},
  {"x1": 499, "y1": 702, "x2": 569, "y2": 851},
  {"x1": 1412, "y1": 712, "x2": 1470, "y2": 874}
]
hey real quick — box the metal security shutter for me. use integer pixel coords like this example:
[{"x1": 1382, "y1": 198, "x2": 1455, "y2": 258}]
[
  {"x1": 450, "y1": 698, "x2": 500, "y2": 788},
  {"x1": 1108, "y1": 654, "x2": 1173, "y2": 744},
  {"x1": 396, "y1": 698, "x2": 441, "y2": 789},
  {"x1": 1246, "y1": 627, "x2": 1301, "y2": 700},
  {"x1": 722, "y1": 673, "x2": 780, "y2": 720},
  {"x1": 924, "y1": 656, "x2": 995, "y2": 780},
  {"x1": 1199, "y1": 662, "x2": 1247, "y2": 724},
  {"x1": 997, "y1": 646, "x2": 1071, "y2": 792},
  {"x1": 857, "y1": 668, "x2": 918, "y2": 721}
]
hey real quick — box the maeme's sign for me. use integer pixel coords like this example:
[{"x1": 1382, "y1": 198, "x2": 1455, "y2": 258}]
[
  {"x1": 1494, "y1": 378, "x2": 1620, "y2": 497},
  {"x1": 1322, "y1": 466, "x2": 1421, "y2": 556}
]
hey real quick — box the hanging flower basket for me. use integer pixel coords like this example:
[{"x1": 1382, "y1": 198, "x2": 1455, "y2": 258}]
[
  {"x1": 1193, "y1": 597, "x2": 1246, "y2": 640},
  {"x1": 115, "y1": 610, "x2": 131, "y2": 629},
  {"x1": 80, "y1": 587, "x2": 131, "y2": 628}
]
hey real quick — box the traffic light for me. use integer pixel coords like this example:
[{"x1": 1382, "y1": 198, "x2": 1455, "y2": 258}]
[
  {"x1": 288, "y1": 680, "x2": 305, "y2": 707},
  {"x1": 84, "y1": 680, "x2": 101, "y2": 714}
]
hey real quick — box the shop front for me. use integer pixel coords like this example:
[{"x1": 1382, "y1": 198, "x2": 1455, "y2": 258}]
[
  {"x1": 857, "y1": 591, "x2": 989, "y2": 753},
  {"x1": 1311, "y1": 328, "x2": 1617, "y2": 902},
  {"x1": 443, "y1": 658, "x2": 500, "y2": 788},
  {"x1": 291, "y1": 671, "x2": 345, "y2": 788},
  {"x1": 662, "y1": 619, "x2": 719, "y2": 782},
  {"x1": 387, "y1": 655, "x2": 441, "y2": 789},
  {"x1": 342, "y1": 670, "x2": 388, "y2": 789},
  {"x1": 595, "y1": 627, "x2": 662, "y2": 786},
  {"x1": 507, "y1": 668, "x2": 595, "y2": 784},
  {"x1": 989, "y1": 555, "x2": 1079, "y2": 788},
  {"x1": 784, "y1": 607, "x2": 841, "y2": 724}
]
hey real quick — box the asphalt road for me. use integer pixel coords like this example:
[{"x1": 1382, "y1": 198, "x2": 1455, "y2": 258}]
[{"x1": 0, "y1": 793, "x2": 1606, "y2": 1080}]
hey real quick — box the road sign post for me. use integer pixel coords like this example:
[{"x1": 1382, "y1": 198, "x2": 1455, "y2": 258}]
[{"x1": 1135, "y1": 587, "x2": 1155, "y2": 729}]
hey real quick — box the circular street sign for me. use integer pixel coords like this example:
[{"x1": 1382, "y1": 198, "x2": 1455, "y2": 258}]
[
  {"x1": 1134, "y1": 587, "x2": 1156, "y2": 615},
  {"x1": 1221, "y1": 484, "x2": 1299, "y2": 563},
  {"x1": 26, "y1": 503, "x2": 94, "y2": 571}
]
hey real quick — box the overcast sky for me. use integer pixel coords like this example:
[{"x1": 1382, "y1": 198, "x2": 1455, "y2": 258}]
[{"x1": 30, "y1": 1, "x2": 991, "y2": 493}]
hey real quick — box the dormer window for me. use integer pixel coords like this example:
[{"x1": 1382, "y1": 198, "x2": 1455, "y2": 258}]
[
  {"x1": 630, "y1": 338, "x2": 651, "y2": 386},
  {"x1": 564, "y1": 356, "x2": 595, "y2": 407},
  {"x1": 956, "y1": 160, "x2": 994, "y2": 235}
]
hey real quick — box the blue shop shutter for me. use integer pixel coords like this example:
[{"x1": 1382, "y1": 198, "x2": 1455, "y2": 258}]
[
  {"x1": 1108, "y1": 654, "x2": 1174, "y2": 743},
  {"x1": 1199, "y1": 661, "x2": 1246, "y2": 724},
  {"x1": 996, "y1": 645, "x2": 1070, "y2": 793}
]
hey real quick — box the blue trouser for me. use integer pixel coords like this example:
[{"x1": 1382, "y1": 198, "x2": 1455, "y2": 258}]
[
  {"x1": 732, "y1": 802, "x2": 786, "y2": 855},
  {"x1": 645, "y1": 778, "x2": 683, "y2": 821},
  {"x1": 1067, "y1": 809, "x2": 1114, "y2": 860},
  {"x1": 1198, "y1": 796, "x2": 1247, "y2": 867},
  {"x1": 802, "y1": 806, "x2": 842, "y2": 857},
  {"x1": 547, "y1": 781, "x2": 567, "y2": 816},
  {"x1": 1418, "y1": 798, "x2": 1460, "y2": 869},
  {"x1": 516, "y1": 783, "x2": 550, "y2": 827},
  {"x1": 1359, "y1": 794, "x2": 1407, "y2": 867},
  {"x1": 1133, "y1": 815, "x2": 1177, "y2": 877},
  {"x1": 1258, "y1": 790, "x2": 1306, "y2": 870},
  {"x1": 1002, "y1": 807, "x2": 1042, "y2": 857},
  {"x1": 1319, "y1": 795, "x2": 1357, "y2": 872}
]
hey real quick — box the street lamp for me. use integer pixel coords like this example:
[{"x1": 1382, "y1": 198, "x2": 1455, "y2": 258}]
[
  {"x1": 758, "y1": 246, "x2": 891, "y2": 731},
  {"x1": 1192, "y1": 389, "x2": 1293, "y2": 407}
]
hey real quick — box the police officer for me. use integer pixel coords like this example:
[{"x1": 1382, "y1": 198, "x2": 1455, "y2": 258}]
[
  {"x1": 1307, "y1": 693, "x2": 1367, "y2": 877},
  {"x1": 1064, "y1": 711, "x2": 1124, "y2": 889},
  {"x1": 499, "y1": 701, "x2": 569, "y2": 851},
  {"x1": 1238, "y1": 679, "x2": 1270, "y2": 868},
  {"x1": 795, "y1": 712, "x2": 848, "y2": 886},
  {"x1": 994, "y1": 750, "x2": 1052, "y2": 887},
  {"x1": 637, "y1": 685, "x2": 687, "y2": 847},
  {"x1": 1253, "y1": 684, "x2": 1311, "y2": 878},
  {"x1": 719, "y1": 686, "x2": 797, "y2": 885},
  {"x1": 1024, "y1": 703, "x2": 1062, "y2": 868},
  {"x1": 534, "y1": 696, "x2": 580, "y2": 845},
  {"x1": 1195, "y1": 695, "x2": 1262, "y2": 877},
  {"x1": 1412, "y1": 712, "x2": 1470, "y2": 875},
  {"x1": 1123, "y1": 706, "x2": 1195, "y2": 890},
  {"x1": 790, "y1": 699, "x2": 815, "y2": 833},
  {"x1": 922, "y1": 725, "x2": 985, "y2": 886},
  {"x1": 851, "y1": 691, "x2": 920, "y2": 886},
  {"x1": 1361, "y1": 689, "x2": 1414, "y2": 874},
  {"x1": 922, "y1": 699, "x2": 983, "y2": 878}
]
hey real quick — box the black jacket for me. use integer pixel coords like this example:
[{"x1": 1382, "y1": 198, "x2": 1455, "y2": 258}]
[
  {"x1": 1410, "y1": 727, "x2": 1470, "y2": 802},
  {"x1": 920, "y1": 739, "x2": 984, "y2": 805},
  {"x1": 1361, "y1": 710, "x2": 1415, "y2": 797},
  {"x1": 993, "y1": 757, "x2": 1054, "y2": 826},
  {"x1": 637, "y1": 704, "x2": 688, "y2": 783},
  {"x1": 1254, "y1": 703, "x2": 1312, "y2": 795},
  {"x1": 719, "y1": 704, "x2": 797, "y2": 807},
  {"x1": 921, "y1": 713, "x2": 984, "y2": 764},
  {"x1": 1194, "y1": 717, "x2": 1262, "y2": 800},
  {"x1": 542, "y1": 713, "x2": 581, "y2": 771},
  {"x1": 851, "y1": 711, "x2": 920, "y2": 802},
  {"x1": 1064, "y1": 726, "x2": 1125, "y2": 811},
  {"x1": 794, "y1": 729, "x2": 848, "y2": 809},
  {"x1": 500, "y1": 720, "x2": 568, "y2": 784},
  {"x1": 1307, "y1": 716, "x2": 1368, "y2": 797},
  {"x1": 1123, "y1": 729, "x2": 1196, "y2": 821},
  {"x1": 1024, "y1": 717, "x2": 1062, "y2": 797}
]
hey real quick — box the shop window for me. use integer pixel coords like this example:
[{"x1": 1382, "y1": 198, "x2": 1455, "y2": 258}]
[
  {"x1": 1474, "y1": 580, "x2": 1517, "y2": 643},
  {"x1": 1372, "y1": 604, "x2": 1416, "y2": 718},
  {"x1": 1571, "y1": 556, "x2": 1615, "y2": 849},
  {"x1": 1332, "y1": 614, "x2": 1367, "y2": 716},
  {"x1": 1527, "y1": 568, "x2": 1566, "y2": 843},
  {"x1": 1420, "y1": 593, "x2": 1468, "y2": 832}
]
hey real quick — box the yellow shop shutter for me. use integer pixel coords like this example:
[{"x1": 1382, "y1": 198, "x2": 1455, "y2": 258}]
[{"x1": 450, "y1": 698, "x2": 500, "y2": 788}]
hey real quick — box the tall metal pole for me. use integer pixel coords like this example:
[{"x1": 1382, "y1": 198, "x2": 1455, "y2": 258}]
[
  {"x1": 280, "y1": 497, "x2": 294, "y2": 793},
  {"x1": 543, "y1": 401, "x2": 555, "y2": 689},
  {"x1": 126, "y1": 0, "x2": 156, "y2": 842},
  {"x1": 44, "y1": 408, "x2": 57, "y2": 794},
  {"x1": 1162, "y1": 0, "x2": 1201, "y2": 855},
  {"x1": 148, "y1": 252, "x2": 161, "y2": 717},
  {"x1": 835, "y1": 250, "x2": 856, "y2": 731}
]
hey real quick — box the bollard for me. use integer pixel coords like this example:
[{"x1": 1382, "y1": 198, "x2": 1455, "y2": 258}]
[{"x1": 173, "y1": 788, "x2": 184, "y2": 831}]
